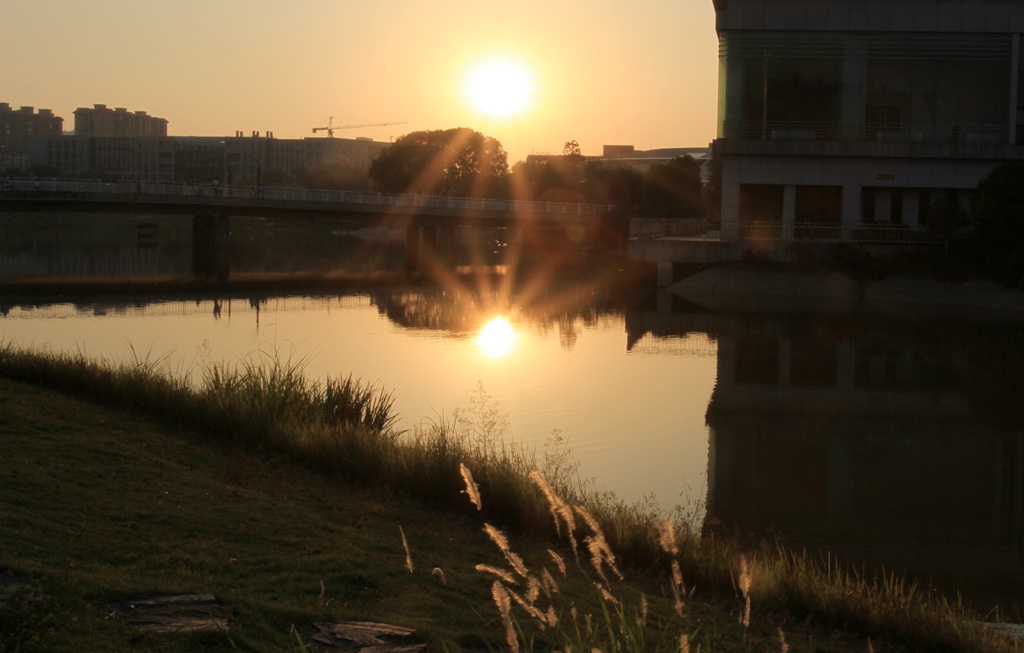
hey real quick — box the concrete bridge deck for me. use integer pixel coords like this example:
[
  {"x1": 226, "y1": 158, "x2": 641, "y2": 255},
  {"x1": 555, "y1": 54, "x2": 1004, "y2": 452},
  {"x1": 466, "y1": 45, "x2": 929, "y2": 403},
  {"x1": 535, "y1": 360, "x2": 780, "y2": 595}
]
[
  {"x1": 0, "y1": 179, "x2": 629, "y2": 281},
  {"x1": 0, "y1": 179, "x2": 617, "y2": 227}
]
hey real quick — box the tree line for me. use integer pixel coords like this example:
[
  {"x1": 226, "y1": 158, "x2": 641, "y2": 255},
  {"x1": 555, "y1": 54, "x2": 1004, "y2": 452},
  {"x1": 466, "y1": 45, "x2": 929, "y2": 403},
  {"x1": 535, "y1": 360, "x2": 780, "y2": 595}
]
[{"x1": 369, "y1": 128, "x2": 718, "y2": 220}]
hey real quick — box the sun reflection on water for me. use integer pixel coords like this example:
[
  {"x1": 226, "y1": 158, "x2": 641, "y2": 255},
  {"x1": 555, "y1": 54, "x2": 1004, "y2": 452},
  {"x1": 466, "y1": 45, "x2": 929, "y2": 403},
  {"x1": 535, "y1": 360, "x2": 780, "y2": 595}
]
[{"x1": 478, "y1": 317, "x2": 516, "y2": 359}]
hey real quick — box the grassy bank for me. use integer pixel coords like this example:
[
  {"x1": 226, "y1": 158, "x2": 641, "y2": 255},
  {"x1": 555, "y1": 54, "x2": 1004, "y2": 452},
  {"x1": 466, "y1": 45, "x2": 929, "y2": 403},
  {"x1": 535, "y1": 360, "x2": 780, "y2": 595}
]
[{"x1": 0, "y1": 343, "x2": 1018, "y2": 652}]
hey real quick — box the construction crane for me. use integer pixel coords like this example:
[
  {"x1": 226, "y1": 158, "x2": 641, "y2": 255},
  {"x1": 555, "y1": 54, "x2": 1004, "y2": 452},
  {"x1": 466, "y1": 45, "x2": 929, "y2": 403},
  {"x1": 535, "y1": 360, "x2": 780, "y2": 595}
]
[{"x1": 312, "y1": 117, "x2": 407, "y2": 138}]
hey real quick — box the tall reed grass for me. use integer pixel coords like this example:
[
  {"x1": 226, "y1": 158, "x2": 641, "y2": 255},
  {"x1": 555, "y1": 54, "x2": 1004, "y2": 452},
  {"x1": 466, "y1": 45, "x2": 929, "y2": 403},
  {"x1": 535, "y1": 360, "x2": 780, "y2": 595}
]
[
  {"x1": 0, "y1": 341, "x2": 1017, "y2": 652},
  {"x1": 463, "y1": 466, "x2": 681, "y2": 652},
  {"x1": 456, "y1": 463, "x2": 1019, "y2": 652}
]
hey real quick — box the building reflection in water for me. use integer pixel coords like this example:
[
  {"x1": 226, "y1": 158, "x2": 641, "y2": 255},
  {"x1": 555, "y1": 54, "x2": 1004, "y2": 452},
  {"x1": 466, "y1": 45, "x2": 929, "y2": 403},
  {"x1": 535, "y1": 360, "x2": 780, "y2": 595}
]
[{"x1": 693, "y1": 311, "x2": 1024, "y2": 613}]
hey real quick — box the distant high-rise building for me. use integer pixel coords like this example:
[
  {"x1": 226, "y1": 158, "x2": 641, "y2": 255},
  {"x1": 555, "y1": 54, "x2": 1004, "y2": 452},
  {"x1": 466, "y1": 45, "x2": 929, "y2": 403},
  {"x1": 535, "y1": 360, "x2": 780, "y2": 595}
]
[
  {"x1": 0, "y1": 103, "x2": 63, "y2": 158},
  {"x1": 17, "y1": 102, "x2": 390, "y2": 183},
  {"x1": 0, "y1": 147, "x2": 28, "y2": 173},
  {"x1": 74, "y1": 104, "x2": 168, "y2": 138}
]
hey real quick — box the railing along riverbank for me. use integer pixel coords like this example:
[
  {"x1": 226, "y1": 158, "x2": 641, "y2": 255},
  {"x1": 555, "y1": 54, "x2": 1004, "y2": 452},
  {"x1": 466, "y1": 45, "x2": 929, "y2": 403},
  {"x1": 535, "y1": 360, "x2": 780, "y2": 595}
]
[
  {"x1": 0, "y1": 178, "x2": 617, "y2": 218},
  {"x1": 630, "y1": 217, "x2": 950, "y2": 245}
]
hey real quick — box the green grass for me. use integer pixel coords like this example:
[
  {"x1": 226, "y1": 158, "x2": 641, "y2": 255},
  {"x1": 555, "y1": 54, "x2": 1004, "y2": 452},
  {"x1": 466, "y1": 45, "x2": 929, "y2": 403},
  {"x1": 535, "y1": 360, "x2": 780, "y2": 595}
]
[
  {"x1": 0, "y1": 376, "x2": 508, "y2": 651},
  {"x1": 0, "y1": 343, "x2": 1020, "y2": 652}
]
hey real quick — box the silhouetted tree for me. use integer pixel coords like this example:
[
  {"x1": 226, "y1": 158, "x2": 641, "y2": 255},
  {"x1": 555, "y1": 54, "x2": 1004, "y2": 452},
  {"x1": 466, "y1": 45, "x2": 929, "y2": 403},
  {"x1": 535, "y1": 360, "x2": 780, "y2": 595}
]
[
  {"x1": 642, "y1": 155, "x2": 704, "y2": 218},
  {"x1": 509, "y1": 156, "x2": 582, "y2": 202},
  {"x1": 562, "y1": 139, "x2": 583, "y2": 160},
  {"x1": 369, "y1": 128, "x2": 509, "y2": 198},
  {"x1": 581, "y1": 161, "x2": 643, "y2": 207},
  {"x1": 971, "y1": 162, "x2": 1024, "y2": 285},
  {"x1": 926, "y1": 191, "x2": 968, "y2": 237},
  {"x1": 509, "y1": 156, "x2": 644, "y2": 209}
]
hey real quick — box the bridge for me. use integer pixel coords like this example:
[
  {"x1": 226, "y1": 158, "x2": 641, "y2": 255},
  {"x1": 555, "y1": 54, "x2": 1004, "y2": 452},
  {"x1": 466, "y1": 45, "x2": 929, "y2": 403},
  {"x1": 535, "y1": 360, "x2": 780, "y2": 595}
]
[
  {"x1": 0, "y1": 179, "x2": 627, "y2": 279},
  {"x1": 0, "y1": 178, "x2": 618, "y2": 225}
]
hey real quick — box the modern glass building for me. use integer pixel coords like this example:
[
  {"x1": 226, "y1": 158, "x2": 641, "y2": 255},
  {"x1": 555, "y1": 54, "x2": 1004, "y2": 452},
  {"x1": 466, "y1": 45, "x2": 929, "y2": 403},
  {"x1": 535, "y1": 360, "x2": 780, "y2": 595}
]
[{"x1": 711, "y1": 0, "x2": 1024, "y2": 242}]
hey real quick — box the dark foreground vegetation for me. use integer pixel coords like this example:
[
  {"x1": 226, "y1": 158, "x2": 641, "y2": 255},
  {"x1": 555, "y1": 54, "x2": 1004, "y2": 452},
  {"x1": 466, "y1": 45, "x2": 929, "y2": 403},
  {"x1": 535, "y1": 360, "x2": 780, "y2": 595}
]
[{"x1": 0, "y1": 343, "x2": 1020, "y2": 652}]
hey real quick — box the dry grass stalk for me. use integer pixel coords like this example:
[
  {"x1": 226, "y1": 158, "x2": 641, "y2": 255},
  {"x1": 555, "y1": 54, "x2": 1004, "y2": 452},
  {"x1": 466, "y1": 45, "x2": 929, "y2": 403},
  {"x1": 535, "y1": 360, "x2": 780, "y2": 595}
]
[
  {"x1": 586, "y1": 537, "x2": 611, "y2": 584},
  {"x1": 525, "y1": 577, "x2": 541, "y2": 605},
  {"x1": 541, "y1": 567, "x2": 560, "y2": 596},
  {"x1": 491, "y1": 581, "x2": 520, "y2": 653},
  {"x1": 547, "y1": 549, "x2": 567, "y2": 576},
  {"x1": 483, "y1": 523, "x2": 529, "y2": 579},
  {"x1": 431, "y1": 567, "x2": 447, "y2": 585},
  {"x1": 529, "y1": 471, "x2": 578, "y2": 555},
  {"x1": 657, "y1": 518, "x2": 680, "y2": 556},
  {"x1": 739, "y1": 555, "x2": 752, "y2": 629},
  {"x1": 679, "y1": 633, "x2": 690, "y2": 653},
  {"x1": 506, "y1": 586, "x2": 548, "y2": 627},
  {"x1": 545, "y1": 605, "x2": 558, "y2": 628},
  {"x1": 575, "y1": 505, "x2": 623, "y2": 582},
  {"x1": 573, "y1": 503, "x2": 603, "y2": 538},
  {"x1": 777, "y1": 626, "x2": 789, "y2": 653},
  {"x1": 475, "y1": 564, "x2": 518, "y2": 585},
  {"x1": 597, "y1": 583, "x2": 619, "y2": 605},
  {"x1": 399, "y1": 525, "x2": 413, "y2": 574},
  {"x1": 459, "y1": 462, "x2": 482, "y2": 511},
  {"x1": 671, "y1": 559, "x2": 686, "y2": 616}
]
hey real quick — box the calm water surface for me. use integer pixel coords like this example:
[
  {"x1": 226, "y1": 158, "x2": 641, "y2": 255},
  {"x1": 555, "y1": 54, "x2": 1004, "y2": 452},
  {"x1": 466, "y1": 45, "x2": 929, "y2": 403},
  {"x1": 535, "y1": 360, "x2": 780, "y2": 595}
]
[
  {"x1": 2, "y1": 213, "x2": 1023, "y2": 615},
  {"x1": 0, "y1": 291, "x2": 717, "y2": 514}
]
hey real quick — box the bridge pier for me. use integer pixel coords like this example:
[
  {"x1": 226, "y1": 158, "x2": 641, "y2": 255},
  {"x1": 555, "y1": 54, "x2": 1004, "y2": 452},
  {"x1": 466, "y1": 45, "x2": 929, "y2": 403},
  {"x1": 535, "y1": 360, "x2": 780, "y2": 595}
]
[
  {"x1": 422, "y1": 225, "x2": 438, "y2": 269},
  {"x1": 405, "y1": 225, "x2": 420, "y2": 271},
  {"x1": 657, "y1": 261, "x2": 674, "y2": 287},
  {"x1": 192, "y1": 215, "x2": 230, "y2": 280},
  {"x1": 404, "y1": 224, "x2": 448, "y2": 273}
]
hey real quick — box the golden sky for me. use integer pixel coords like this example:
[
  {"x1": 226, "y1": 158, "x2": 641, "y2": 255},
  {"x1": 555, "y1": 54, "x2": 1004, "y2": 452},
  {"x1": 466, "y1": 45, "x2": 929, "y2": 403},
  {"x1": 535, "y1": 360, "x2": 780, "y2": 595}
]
[{"x1": 4, "y1": 0, "x2": 719, "y2": 163}]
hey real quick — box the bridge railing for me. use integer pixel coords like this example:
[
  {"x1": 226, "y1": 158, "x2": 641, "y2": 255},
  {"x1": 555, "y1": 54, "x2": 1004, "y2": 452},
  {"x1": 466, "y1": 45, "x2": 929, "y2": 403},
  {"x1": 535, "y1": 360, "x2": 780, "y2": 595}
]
[
  {"x1": 0, "y1": 178, "x2": 617, "y2": 218},
  {"x1": 736, "y1": 220, "x2": 949, "y2": 244},
  {"x1": 630, "y1": 217, "x2": 716, "y2": 239}
]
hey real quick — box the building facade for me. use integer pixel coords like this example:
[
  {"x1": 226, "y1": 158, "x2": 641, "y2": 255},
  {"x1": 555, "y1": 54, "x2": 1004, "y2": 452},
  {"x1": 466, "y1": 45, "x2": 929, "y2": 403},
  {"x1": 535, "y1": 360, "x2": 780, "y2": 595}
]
[
  {"x1": 6, "y1": 100, "x2": 391, "y2": 183},
  {"x1": 711, "y1": 0, "x2": 1024, "y2": 242},
  {"x1": 73, "y1": 104, "x2": 168, "y2": 138},
  {"x1": 168, "y1": 133, "x2": 389, "y2": 186},
  {"x1": 0, "y1": 148, "x2": 27, "y2": 173},
  {"x1": 0, "y1": 104, "x2": 63, "y2": 169}
]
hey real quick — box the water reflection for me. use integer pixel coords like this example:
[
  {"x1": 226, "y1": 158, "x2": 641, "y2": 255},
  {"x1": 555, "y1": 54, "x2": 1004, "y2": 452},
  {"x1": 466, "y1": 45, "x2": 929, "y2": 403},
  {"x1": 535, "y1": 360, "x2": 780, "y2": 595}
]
[
  {"x1": 0, "y1": 214, "x2": 193, "y2": 278},
  {"x1": 479, "y1": 317, "x2": 516, "y2": 359},
  {"x1": 0, "y1": 213, "x2": 407, "y2": 280},
  {"x1": 695, "y1": 311, "x2": 1024, "y2": 614},
  {"x1": 369, "y1": 284, "x2": 624, "y2": 351}
]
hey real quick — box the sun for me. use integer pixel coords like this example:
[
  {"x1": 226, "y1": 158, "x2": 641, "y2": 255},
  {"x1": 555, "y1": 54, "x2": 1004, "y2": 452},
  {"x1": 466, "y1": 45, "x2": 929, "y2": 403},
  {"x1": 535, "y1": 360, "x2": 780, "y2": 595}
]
[
  {"x1": 464, "y1": 57, "x2": 534, "y2": 119},
  {"x1": 478, "y1": 317, "x2": 517, "y2": 359}
]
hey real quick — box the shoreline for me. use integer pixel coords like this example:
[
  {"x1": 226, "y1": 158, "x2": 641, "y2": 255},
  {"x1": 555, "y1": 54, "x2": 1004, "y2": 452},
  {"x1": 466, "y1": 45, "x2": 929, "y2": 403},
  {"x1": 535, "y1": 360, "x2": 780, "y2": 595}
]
[
  {"x1": 669, "y1": 262, "x2": 1024, "y2": 318},
  {"x1": 2, "y1": 261, "x2": 1022, "y2": 320},
  {"x1": 0, "y1": 270, "x2": 413, "y2": 298},
  {"x1": 0, "y1": 259, "x2": 655, "y2": 306}
]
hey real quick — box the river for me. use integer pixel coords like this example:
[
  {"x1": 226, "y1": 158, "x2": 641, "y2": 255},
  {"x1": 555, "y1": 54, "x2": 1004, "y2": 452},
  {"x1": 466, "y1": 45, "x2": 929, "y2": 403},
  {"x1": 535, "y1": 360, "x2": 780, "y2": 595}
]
[{"x1": 1, "y1": 212, "x2": 1023, "y2": 616}]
